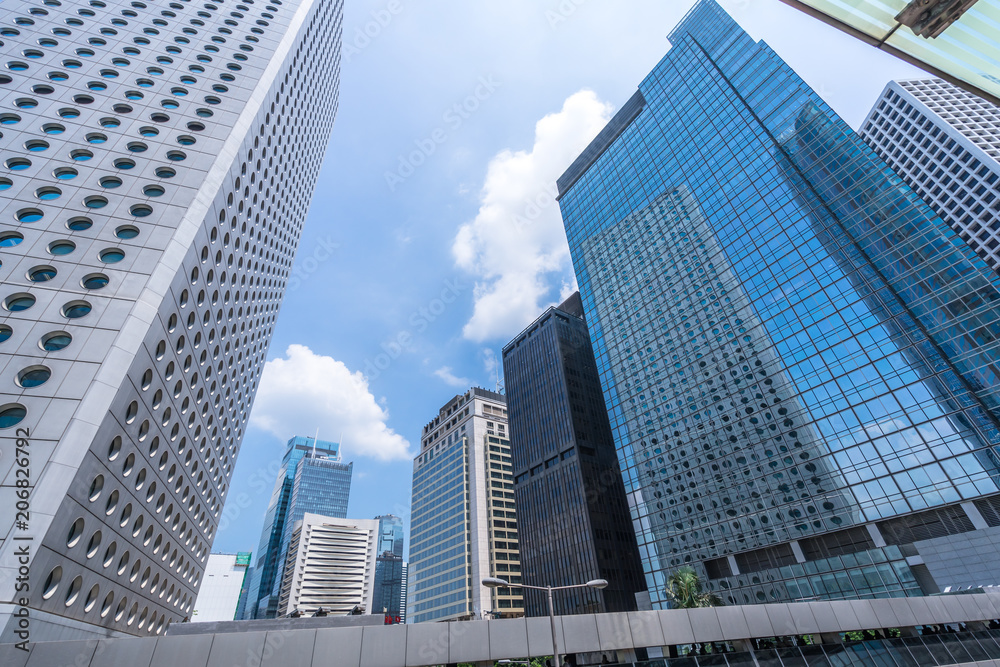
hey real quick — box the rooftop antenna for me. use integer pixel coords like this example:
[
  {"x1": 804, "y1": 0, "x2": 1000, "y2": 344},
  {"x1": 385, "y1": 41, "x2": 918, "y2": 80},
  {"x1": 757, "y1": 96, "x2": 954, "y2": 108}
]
[
  {"x1": 311, "y1": 427, "x2": 319, "y2": 458},
  {"x1": 494, "y1": 349, "x2": 504, "y2": 394},
  {"x1": 338, "y1": 431, "x2": 344, "y2": 461}
]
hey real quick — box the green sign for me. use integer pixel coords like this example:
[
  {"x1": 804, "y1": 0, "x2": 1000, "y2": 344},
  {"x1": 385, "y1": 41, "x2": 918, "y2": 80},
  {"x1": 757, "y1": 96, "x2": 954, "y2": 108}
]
[{"x1": 235, "y1": 551, "x2": 252, "y2": 566}]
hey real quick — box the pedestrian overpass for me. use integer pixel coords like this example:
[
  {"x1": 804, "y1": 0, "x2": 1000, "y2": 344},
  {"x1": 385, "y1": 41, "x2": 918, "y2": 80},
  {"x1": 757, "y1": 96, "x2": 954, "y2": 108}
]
[{"x1": 4, "y1": 590, "x2": 1000, "y2": 666}]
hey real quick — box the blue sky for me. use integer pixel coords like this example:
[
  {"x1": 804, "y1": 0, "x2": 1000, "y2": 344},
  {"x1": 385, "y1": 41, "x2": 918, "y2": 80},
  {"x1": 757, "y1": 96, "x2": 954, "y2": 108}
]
[{"x1": 212, "y1": 0, "x2": 925, "y2": 558}]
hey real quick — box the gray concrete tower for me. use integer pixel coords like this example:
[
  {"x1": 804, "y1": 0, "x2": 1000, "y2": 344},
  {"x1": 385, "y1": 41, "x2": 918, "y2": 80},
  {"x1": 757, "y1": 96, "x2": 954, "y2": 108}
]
[{"x1": 0, "y1": 0, "x2": 342, "y2": 641}]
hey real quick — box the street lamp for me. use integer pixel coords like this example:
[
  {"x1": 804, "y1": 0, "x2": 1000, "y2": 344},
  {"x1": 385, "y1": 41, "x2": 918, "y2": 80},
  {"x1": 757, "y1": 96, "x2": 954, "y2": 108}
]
[{"x1": 483, "y1": 577, "x2": 608, "y2": 667}]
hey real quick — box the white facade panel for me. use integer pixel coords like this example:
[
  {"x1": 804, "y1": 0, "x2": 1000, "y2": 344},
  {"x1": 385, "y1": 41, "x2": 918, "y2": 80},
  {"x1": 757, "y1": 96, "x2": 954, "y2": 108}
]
[{"x1": 190, "y1": 553, "x2": 247, "y2": 623}]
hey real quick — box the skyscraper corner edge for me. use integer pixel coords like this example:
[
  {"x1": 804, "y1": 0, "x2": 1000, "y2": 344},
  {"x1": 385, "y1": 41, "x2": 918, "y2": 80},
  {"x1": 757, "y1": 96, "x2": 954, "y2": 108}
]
[{"x1": 556, "y1": 90, "x2": 647, "y2": 200}]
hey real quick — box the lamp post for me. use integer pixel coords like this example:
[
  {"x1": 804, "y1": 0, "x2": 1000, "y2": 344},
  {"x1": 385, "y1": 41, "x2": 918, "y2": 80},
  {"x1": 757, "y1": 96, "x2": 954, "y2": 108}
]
[{"x1": 483, "y1": 576, "x2": 608, "y2": 667}]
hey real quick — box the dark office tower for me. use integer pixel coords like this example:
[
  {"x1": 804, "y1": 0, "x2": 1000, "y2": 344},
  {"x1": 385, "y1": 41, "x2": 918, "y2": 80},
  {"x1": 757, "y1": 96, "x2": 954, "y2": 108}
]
[
  {"x1": 0, "y1": 0, "x2": 342, "y2": 642},
  {"x1": 558, "y1": 0, "x2": 1000, "y2": 608},
  {"x1": 502, "y1": 293, "x2": 645, "y2": 617},
  {"x1": 373, "y1": 514, "x2": 405, "y2": 621},
  {"x1": 860, "y1": 79, "x2": 1000, "y2": 274},
  {"x1": 243, "y1": 436, "x2": 352, "y2": 619}
]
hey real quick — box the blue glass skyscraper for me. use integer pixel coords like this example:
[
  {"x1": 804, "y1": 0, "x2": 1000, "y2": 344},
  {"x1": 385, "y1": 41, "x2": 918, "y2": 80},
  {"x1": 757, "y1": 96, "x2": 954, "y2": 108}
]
[
  {"x1": 373, "y1": 514, "x2": 406, "y2": 622},
  {"x1": 558, "y1": 0, "x2": 1000, "y2": 608},
  {"x1": 242, "y1": 436, "x2": 353, "y2": 618}
]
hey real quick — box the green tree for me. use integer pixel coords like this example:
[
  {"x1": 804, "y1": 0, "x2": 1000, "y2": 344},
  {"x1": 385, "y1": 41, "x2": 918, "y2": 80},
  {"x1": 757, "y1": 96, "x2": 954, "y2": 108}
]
[{"x1": 664, "y1": 567, "x2": 723, "y2": 609}]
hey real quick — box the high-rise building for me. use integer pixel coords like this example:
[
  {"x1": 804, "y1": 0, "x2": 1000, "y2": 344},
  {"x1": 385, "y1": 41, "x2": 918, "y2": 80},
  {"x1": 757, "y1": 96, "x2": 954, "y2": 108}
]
[
  {"x1": 780, "y1": 0, "x2": 1000, "y2": 105},
  {"x1": 409, "y1": 388, "x2": 524, "y2": 622},
  {"x1": 502, "y1": 292, "x2": 646, "y2": 617},
  {"x1": 232, "y1": 564, "x2": 254, "y2": 621},
  {"x1": 375, "y1": 513, "x2": 404, "y2": 556},
  {"x1": 190, "y1": 552, "x2": 251, "y2": 623},
  {"x1": 372, "y1": 513, "x2": 405, "y2": 622},
  {"x1": 399, "y1": 561, "x2": 407, "y2": 622},
  {"x1": 243, "y1": 436, "x2": 352, "y2": 619},
  {"x1": 557, "y1": 0, "x2": 1000, "y2": 608},
  {"x1": 275, "y1": 513, "x2": 378, "y2": 617},
  {"x1": 0, "y1": 0, "x2": 342, "y2": 642},
  {"x1": 860, "y1": 78, "x2": 1000, "y2": 273}
]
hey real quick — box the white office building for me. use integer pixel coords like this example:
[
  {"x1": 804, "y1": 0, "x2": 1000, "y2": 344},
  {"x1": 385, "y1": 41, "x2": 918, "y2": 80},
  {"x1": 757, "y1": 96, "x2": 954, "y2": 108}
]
[
  {"x1": 409, "y1": 388, "x2": 522, "y2": 623},
  {"x1": 399, "y1": 561, "x2": 407, "y2": 623},
  {"x1": 276, "y1": 514, "x2": 378, "y2": 617},
  {"x1": 190, "y1": 552, "x2": 250, "y2": 622},
  {"x1": 861, "y1": 79, "x2": 1000, "y2": 272}
]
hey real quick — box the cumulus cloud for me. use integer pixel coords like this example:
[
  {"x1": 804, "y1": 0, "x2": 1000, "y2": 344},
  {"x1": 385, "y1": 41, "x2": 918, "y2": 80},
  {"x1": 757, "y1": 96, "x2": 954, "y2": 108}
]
[
  {"x1": 453, "y1": 90, "x2": 613, "y2": 342},
  {"x1": 433, "y1": 366, "x2": 471, "y2": 388},
  {"x1": 482, "y1": 348, "x2": 499, "y2": 380},
  {"x1": 250, "y1": 344, "x2": 412, "y2": 461}
]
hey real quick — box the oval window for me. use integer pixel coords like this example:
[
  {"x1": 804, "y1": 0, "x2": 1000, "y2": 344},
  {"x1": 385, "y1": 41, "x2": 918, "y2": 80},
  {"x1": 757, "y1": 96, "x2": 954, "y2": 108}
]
[
  {"x1": 42, "y1": 567, "x2": 62, "y2": 599},
  {"x1": 62, "y1": 301, "x2": 92, "y2": 318},
  {"x1": 100, "y1": 248, "x2": 125, "y2": 263},
  {"x1": 4, "y1": 293, "x2": 36, "y2": 312},
  {"x1": 41, "y1": 331, "x2": 72, "y2": 351},
  {"x1": 49, "y1": 240, "x2": 76, "y2": 255},
  {"x1": 82, "y1": 273, "x2": 109, "y2": 290},
  {"x1": 18, "y1": 366, "x2": 50, "y2": 387},
  {"x1": 27, "y1": 266, "x2": 57, "y2": 282},
  {"x1": 16, "y1": 208, "x2": 44, "y2": 223},
  {"x1": 0, "y1": 232, "x2": 24, "y2": 247},
  {"x1": 0, "y1": 404, "x2": 27, "y2": 428}
]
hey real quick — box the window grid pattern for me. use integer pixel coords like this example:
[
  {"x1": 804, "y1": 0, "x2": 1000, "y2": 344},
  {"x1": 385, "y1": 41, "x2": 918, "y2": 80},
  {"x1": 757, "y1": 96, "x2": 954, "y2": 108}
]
[
  {"x1": 860, "y1": 79, "x2": 1000, "y2": 274},
  {"x1": 243, "y1": 437, "x2": 349, "y2": 620},
  {"x1": 410, "y1": 389, "x2": 523, "y2": 622},
  {"x1": 557, "y1": 0, "x2": 1000, "y2": 609},
  {"x1": 502, "y1": 295, "x2": 645, "y2": 617}
]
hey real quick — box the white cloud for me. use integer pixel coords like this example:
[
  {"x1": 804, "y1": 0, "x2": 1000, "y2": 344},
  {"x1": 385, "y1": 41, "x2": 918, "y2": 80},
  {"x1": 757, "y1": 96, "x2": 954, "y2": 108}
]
[
  {"x1": 433, "y1": 366, "x2": 471, "y2": 388},
  {"x1": 250, "y1": 344, "x2": 412, "y2": 461},
  {"x1": 453, "y1": 89, "x2": 613, "y2": 342},
  {"x1": 482, "y1": 348, "x2": 499, "y2": 380}
]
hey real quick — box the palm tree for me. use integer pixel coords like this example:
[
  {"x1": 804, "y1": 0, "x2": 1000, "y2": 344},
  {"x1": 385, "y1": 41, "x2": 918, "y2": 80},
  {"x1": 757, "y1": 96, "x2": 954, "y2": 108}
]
[{"x1": 664, "y1": 567, "x2": 723, "y2": 609}]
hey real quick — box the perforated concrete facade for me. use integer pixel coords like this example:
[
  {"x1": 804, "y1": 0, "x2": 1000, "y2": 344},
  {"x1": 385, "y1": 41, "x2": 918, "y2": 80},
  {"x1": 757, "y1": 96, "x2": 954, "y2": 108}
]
[{"x1": 0, "y1": 0, "x2": 341, "y2": 642}]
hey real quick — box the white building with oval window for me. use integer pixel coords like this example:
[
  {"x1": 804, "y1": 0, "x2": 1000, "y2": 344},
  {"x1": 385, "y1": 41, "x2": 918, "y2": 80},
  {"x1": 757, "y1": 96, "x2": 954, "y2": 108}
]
[{"x1": 0, "y1": 0, "x2": 342, "y2": 642}]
